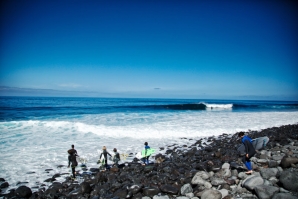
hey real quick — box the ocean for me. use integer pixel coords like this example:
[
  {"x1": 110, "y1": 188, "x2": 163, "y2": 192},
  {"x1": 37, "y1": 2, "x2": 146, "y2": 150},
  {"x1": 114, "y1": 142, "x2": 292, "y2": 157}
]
[{"x1": 0, "y1": 96, "x2": 298, "y2": 191}]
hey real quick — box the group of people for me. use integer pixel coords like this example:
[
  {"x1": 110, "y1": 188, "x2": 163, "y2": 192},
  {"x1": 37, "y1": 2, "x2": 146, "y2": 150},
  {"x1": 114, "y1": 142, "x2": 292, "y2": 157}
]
[
  {"x1": 68, "y1": 134, "x2": 256, "y2": 179},
  {"x1": 67, "y1": 142, "x2": 151, "y2": 179}
]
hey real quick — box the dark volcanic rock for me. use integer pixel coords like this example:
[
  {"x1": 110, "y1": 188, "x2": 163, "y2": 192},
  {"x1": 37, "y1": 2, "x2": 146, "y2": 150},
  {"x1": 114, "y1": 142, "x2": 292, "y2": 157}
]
[
  {"x1": 80, "y1": 181, "x2": 92, "y2": 194},
  {"x1": 15, "y1": 186, "x2": 32, "y2": 198},
  {"x1": 0, "y1": 182, "x2": 9, "y2": 188},
  {"x1": 160, "y1": 184, "x2": 179, "y2": 194},
  {"x1": 280, "y1": 157, "x2": 298, "y2": 168},
  {"x1": 254, "y1": 185, "x2": 279, "y2": 199},
  {"x1": 279, "y1": 170, "x2": 298, "y2": 191},
  {"x1": 142, "y1": 187, "x2": 160, "y2": 197}
]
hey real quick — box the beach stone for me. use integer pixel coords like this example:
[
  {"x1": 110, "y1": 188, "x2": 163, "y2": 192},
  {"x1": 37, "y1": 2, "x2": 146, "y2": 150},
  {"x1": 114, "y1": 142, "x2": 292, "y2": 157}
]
[
  {"x1": 222, "y1": 163, "x2": 230, "y2": 169},
  {"x1": 143, "y1": 187, "x2": 160, "y2": 197},
  {"x1": 180, "y1": 183, "x2": 193, "y2": 195},
  {"x1": 114, "y1": 188, "x2": 127, "y2": 198},
  {"x1": 201, "y1": 189, "x2": 222, "y2": 199},
  {"x1": 142, "y1": 197, "x2": 151, "y2": 199},
  {"x1": 242, "y1": 176, "x2": 264, "y2": 191},
  {"x1": 0, "y1": 182, "x2": 9, "y2": 188},
  {"x1": 152, "y1": 195, "x2": 170, "y2": 199},
  {"x1": 268, "y1": 160, "x2": 279, "y2": 168},
  {"x1": 211, "y1": 177, "x2": 226, "y2": 186},
  {"x1": 0, "y1": 178, "x2": 5, "y2": 182},
  {"x1": 280, "y1": 157, "x2": 298, "y2": 168},
  {"x1": 185, "y1": 192, "x2": 194, "y2": 198},
  {"x1": 279, "y1": 170, "x2": 298, "y2": 191},
  {"x1": 218, "y1": 189, "x2": 229, "y2": 198},
  {"x1": 193, "y1": 171, "x2": 210, "y2": 180},
  {"x1": 80, "y1": 182, "x2": 92, "y2": 194},
  {"x1": 254, "y1": 185, "x2": 279, "y2": 199},
  {"x1": 160, "y1": 184, "x2": 179, "y2": 194},
  {"x1": 260, "y1": 168, "x2": 279, "y2": 179},
  {"x1": 128, "y1": 185, "x2": 142, "y2": 195},
  {"x1": 176, "y1": 197, "x2": 189, "y2": 199},
  {"x1": 15, "y1": 186, "x2": 32, "y2": 198},
  {"x1": 272, "y1": 193, "x2": 298, "y2": 199},
  {"x1": 272, "y1": 155, "x2": 284, "y2": 161},
  {"x1": 238, "y1": 172, "x2": 247, "y2": 179},
  {"x1": 215, "y1": 168, "x2": 231, "y2": 178}
]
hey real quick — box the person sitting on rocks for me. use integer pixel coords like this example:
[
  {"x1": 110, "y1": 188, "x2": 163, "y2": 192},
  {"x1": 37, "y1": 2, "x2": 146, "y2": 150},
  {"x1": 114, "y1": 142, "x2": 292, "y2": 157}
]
[
  {"x1": 68, "y1": 144, "x2": 79, "y2": 179},
  {"x1": 238, "y1": 132, "x2": 256, "y2": 174},
  {"x1": 99, "y1": 146, "x2": 112, "y2": 169},
  {"x1": 112, "y1": 148, "x2": 121, "y2": 167},
  {"x1": 143, "y1": 142, "x2": 151, "y2": 165}
]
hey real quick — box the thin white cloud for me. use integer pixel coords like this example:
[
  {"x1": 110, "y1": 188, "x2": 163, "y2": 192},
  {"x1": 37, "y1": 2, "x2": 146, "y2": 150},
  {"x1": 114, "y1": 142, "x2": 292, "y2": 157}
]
[{"x1": 58, "y1": 83, "x2": 82, "y2": 88}]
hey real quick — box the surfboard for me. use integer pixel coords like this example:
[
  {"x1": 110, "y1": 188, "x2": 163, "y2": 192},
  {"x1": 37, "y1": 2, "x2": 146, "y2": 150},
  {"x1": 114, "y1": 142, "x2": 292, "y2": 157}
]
[
  {"x1": 237, "y1": 136, "x2": 269, "y2": 156},
  {"x1": 141, "y1": 148, "x2": 155, "y2": 157}
]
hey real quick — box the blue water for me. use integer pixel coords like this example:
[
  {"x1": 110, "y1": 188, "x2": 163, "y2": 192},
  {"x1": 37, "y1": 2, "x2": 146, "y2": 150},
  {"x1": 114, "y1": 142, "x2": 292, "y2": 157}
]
[
  {"x1": 1, "y1": 97, "x2": 297, "y2": 121},
  {"x1": 0, "y1": 96, "x2": 298, "y2": 191}
]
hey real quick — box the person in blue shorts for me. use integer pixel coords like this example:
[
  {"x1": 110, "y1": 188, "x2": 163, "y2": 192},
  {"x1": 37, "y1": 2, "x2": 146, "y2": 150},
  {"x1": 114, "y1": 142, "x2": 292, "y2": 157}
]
[{"x1": 238, "y1": 132, "x2": 256, "y2": 174}]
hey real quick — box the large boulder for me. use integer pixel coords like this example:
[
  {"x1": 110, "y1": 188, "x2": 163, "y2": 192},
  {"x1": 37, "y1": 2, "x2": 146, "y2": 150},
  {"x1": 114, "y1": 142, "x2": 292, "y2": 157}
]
[
  {"x1": 279, "y1": 170, "x2": 298, "y2": 191},
  {"x1": 242, "y1": 176, "x2": 264, "y2": 191},
  {"x1": 272, "y1": 193, "x2": 298, "y2": 199},
  {"x1": 260, "y1": 168, "x2": 279, "y2": 180},
  {"x1": 15, "y1": 186, "x2": 32, "y2": 198},
  {"x1": 254, "y1": 185, "x2": 279, "y2": 199},
  {"x1": 280, "y1": 157, "x2": 298, "y2": 168}
]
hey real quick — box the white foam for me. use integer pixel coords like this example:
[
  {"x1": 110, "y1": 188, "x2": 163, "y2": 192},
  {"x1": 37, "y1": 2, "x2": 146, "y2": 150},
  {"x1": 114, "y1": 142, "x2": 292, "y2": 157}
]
[
  {"x1": 202, "y1": 102, "x2": 233, "y2": 109},
  {"x1": 0, "y1": 111, "x2": 298, "y2": 192}
]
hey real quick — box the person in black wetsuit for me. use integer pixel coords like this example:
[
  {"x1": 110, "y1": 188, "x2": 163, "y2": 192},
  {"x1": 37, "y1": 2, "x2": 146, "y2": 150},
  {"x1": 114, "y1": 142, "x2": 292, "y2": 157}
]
[
  {"x1": 112, "y1": 148, "x2": 121, "y2": 167},
  {"x1": 238, "y1": 132, "x2": 256, "y2": 174},
  {"x1": 99, "y1": 146, "x2": 112, "y2": 169},
  {"x1": 68, "y1": 144, "x2": 79, "y2": 178}
]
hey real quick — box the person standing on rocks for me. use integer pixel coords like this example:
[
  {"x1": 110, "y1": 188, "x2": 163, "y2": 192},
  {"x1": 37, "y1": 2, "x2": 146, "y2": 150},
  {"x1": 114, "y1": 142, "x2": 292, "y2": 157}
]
[
  {"x1": 238, "y1": 132, "x2": 256, "y2": 174},
  {"x1": 99, "y1": 146, "x2": 112, "y2": 169},
  {"x1": 112, "y1": 148, "x2": 121, "y2": 167},
  {"x1": 68, "y1": 144, "x2": 79, "y2": 179},
  {"x1": 143, "y1": 142, "x2": 151, "y2": 165}
]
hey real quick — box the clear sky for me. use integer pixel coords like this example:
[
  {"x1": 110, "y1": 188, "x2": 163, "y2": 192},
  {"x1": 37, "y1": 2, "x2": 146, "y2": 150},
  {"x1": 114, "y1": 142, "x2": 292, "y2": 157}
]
[{"x1": 1, "y1": 0, "x2": 297, "y2": 100}]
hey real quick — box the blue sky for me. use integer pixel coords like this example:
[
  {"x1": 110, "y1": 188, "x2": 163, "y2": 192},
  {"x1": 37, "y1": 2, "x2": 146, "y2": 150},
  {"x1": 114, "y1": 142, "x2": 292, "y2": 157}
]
[{"x1": 0, "y1": 0, "x2": 297, "y2": 100}]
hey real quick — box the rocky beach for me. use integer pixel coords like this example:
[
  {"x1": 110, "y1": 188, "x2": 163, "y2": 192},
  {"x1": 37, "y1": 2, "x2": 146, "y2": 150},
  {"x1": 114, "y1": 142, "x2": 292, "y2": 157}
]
[{"x1": 1, "y1": 124, "x2": 298, "y2": 199}]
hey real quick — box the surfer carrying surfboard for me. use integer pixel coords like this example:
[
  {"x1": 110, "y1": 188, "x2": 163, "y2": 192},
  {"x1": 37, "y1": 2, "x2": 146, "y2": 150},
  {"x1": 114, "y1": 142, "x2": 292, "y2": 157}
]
[
  {"x1": 99, "y1": 146, "x2": 112, "y2": 169},
  {"x1": 68, "y1": 144, "x2": 79, "y2": 179},
  {"x1": 238, "y1": 132, "x2": 256, "y2": 174},
  {"x1": 143, "y1": 142, "x2": 150, "y2": 165}
]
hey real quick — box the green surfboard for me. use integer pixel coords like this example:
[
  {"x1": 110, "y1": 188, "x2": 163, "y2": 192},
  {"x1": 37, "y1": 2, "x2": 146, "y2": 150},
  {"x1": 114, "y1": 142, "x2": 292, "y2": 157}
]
[{"x1": 141, "y1": 148, "x2": 155, "y2": 157}]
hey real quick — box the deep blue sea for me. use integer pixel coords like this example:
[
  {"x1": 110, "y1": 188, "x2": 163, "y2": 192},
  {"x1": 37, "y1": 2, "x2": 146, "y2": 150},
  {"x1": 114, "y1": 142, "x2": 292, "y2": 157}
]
[{"x1": 0, "y1": 96, "x2": 298, "y2": 190}]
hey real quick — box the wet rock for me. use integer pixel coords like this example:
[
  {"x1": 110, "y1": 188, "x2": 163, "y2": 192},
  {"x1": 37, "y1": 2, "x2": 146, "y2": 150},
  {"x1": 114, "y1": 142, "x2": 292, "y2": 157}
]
[
  {"x1": 0, "y1": 178, "x2": 5, "y2": 182},
  {"x1": 280, "y1": 157, "x2": 298, "y2": 168},
  {"x1": 15, "y1": 186, "x2": 32, "y2": 198},
  {"x1": 152, "y1": 195, "x2": 170, "y2": 199},
  {"x1": 180, "y1": 183, "x2": 192, "y2": 195},
  {"x1": 268, "y1": 160, "x2": 279, "y2": 168},
  {"x1": 201, "y1": 189, "x2": 222, "y2": 199},
  {"x1": 254, "y1": 185, "x2": 279, "y2": 199},
  {"x1": 160, "y1": 184, "x2": 179, "y2": 194},
  {"x1": 0, "y1": 182, "x2": 9, "y2": 188},
  {"x1": 110, "y1": 166, "x2": 119, "y2": 172},
  {"x1": 279, "y1": 170, "x2": 298, "y2": 191}
]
